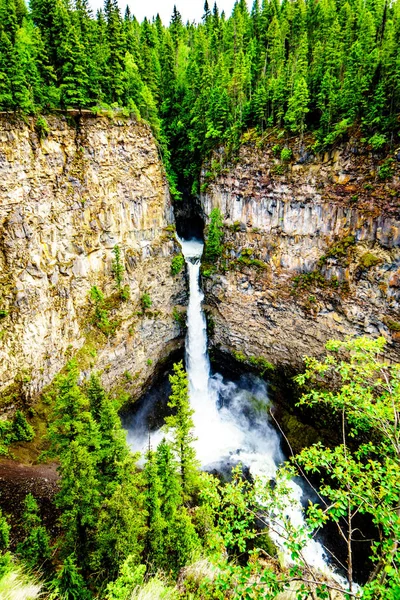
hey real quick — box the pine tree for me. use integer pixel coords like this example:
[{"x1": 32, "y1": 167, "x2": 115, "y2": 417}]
[
  {"x1": 164, "y1": 361, "x2": 198, "y2": 497},
  {"x1": 16, "y1": 494, "x2": 51, "y2": 571},
  {"x1": 143, "y1": 447, "x2": 164, "y2": 567}
]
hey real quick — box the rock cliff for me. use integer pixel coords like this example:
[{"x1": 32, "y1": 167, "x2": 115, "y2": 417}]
[
  {"x1": 0, "y1": 114, "x2": 186, "y2": 411},
  {"x1": 201, "y1": 136, "x2": 400, "y2": 368}
]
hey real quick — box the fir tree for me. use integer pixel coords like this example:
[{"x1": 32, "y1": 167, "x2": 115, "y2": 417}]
[{"x1": 164, "y1": 361, "x2": 198, "y2": 497}]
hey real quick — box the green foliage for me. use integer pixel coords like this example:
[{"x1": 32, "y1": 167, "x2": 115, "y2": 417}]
[
  {"x1": 0, "y1": 410, "x2": 34, "y2": 455},
  {"x1": 10, "y1": 410, "x2": 34, "y2": 443},
  {"x1": 0, "y1": 309, "x2": 8, "y2": 319},
  {"x1": 295, "y1": 336, "x2": 400, "y2": 595},
  {"x1": 35, "y1": 115, "x2": 49, "y2": 139},
  {"x1": 16, "y1": 493, "x2": 51, "y2": 571},
  {"x1": 173, "y1": 306, "x2": 186, "y2": 329},
  {"x1": 369, "y1": 133, "x2": 386, "y2": 150},
  {"x1": 45, "y1": 364, "x2": 146, "y2": 587},
  {"x1": 53, "y1": 554, "x2": 91, "y2": 600},
  {"x1": 232, "y1": 351, "x2": 274, "y2": 376},
  {"x1": 171, "y1": 254, "x2": 185, "y2": 276},
  {"x1": 105, "y1": 558, "x2": 145, "y2": 600},
  {"x1": 0, "y1": 509, "x2": 10, "y2": 578},
  {"x1": 165, "y1": 361, "x2": 198, "y2": 497},
  {"x1": 272, "y1": 144, "x2": 281, "y2": 156},
  {"x1": 140, "y1": 293, "x2": 152, "y2": 311},
  {"x1": 89, "y1": 286, "x2": 116, "y2": 336},
  {"x1": 111, "y1": 245, "x2": 124, "y2": 291},
  {"x1": 384, "y1": 317, "x2": 400, "y2": 332},
  {"x1": 280, "y1": 147, "x2": 292, "y2": 161},
  {"x1": 205, "y1": 208, "x2": 224, "y2": 262},
  {"x1": 378, "y1": 158, "x2": 394, "y2": 180}
]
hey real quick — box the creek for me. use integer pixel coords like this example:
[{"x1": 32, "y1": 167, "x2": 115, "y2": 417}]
[{"x1": 124, "y1": 237, "x2": 345, "y2": 582}]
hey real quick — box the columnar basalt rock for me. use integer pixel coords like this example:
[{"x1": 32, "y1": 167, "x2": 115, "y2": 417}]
[
  {"x1": 201, "y1": 140, "x2": 400, "y2": 368},
  {"x1": 0, "y1": 115, "x2": 186, "y2": 408}
]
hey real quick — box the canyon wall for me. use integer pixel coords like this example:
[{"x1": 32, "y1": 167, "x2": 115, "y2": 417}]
[
  {"x1": 201, "y1": 137, "x2": 400, "y2": 368},
  {"x1": 0, "y1": 114, "x2": 186, "y2": 410}
]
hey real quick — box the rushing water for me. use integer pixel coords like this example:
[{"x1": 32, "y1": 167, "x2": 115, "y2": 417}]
[{"x1": 125, "y1": 237, "x2": 344, "y2": 580}]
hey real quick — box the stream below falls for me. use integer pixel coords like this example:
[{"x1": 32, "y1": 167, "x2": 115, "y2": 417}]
[{"x1": 124, "y1": 237, "x2": 346, "y2": 582}]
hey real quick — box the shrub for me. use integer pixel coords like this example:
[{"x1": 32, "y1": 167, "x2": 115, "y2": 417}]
[
  {"x1": 0, "y1": 309, "x2": 7, "y2": 319},
  {"x1": 111, "y1": 245, "x2": 124, "y2": 290},
  {"x1": 171, "y1": 254, "x2": 185, "y2": 276},
  {"x1": 272, "y1": 144, "x2": 281, "y2": 156},
  {"x1": 90, "y1": 286, "x2": 115, "y2": 336},
  {"x1": 16, "y1": 494, "x2": 51, "y2": 570},
  {"x1": 120, "y1": 285, "x2": 130, "y2": 302},
  {"x1": 11, "y1": 411, "x2": 34, "y2": 443},
  {"x1": 35, "y1": 116, "x2": 49, "y2": 139},
  {"x1": 280, "y1": 147, "x2": 292, "y2": 161},
  {"x1": 323, "y1": 118, "x2": 350, "y2": 146},
  {"x1": 378, "y1": 159, "x2": 394, "y2": 180},
  {"x1": 141, "y1": 293, "x2": 152, "y2": 310},
  {"x1": 369, "y1": 133, "x2": 386, "y2": 150},
  {"x1": 384, "y1": 317, "x2": 400, "y2": 332}
]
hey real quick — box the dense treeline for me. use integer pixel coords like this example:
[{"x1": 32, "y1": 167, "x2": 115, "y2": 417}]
[{"x1": 0, "y1": 0, "x2": 399, "y2": 194}]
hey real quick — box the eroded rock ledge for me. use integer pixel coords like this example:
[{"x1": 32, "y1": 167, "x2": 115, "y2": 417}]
[
  {"x1": 201, "y1": 138, "x2": 400, "y2": 368},
  {"x1": 0, "y1": 114, "x2": 186, "y2": 410}
]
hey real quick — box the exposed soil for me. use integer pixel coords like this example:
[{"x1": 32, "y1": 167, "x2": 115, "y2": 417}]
[{"x1": 0, "y1": 459, "x2": 60, "y2": 546}]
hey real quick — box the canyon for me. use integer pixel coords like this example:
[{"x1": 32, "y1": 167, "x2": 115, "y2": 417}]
[{"x1": 1, "y1": 116, "x2": 400, "y2": 417}]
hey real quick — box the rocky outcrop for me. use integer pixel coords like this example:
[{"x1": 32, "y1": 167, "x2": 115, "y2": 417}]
[
  {"x1": 0, "y1": 114, "x2": 186, "y2": 409},
  {"x1": 201, "y1": 137, "x2": 400, "y2": 368}
]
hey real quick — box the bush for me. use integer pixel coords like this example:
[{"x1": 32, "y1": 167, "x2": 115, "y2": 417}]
[
  {"x1": 280, "y1": 147, "x2": 292, "y2": 161},
  {"x1": 140, "y1": 293, "x2": 152, "y2": 310},
  {"x1": 120, "y1": 285, "x2": 130, "y2": 302},
  {"x1": 171, "y1": 254, "x2": 185, "y2": 276},
  {"x1": 16, "y1": 494, "x2": 51, "y2": 570},
  {"x1": 369, "y1": 133, "x2": 386, "y2": 150},
  {"x1": 35, "y1": 116, "x2": 49, "y2": 139},
  {"x1": 272, "y1": 144, "x2": 281, "y2": 156},
  {"x1": 323, "y1": 118, "x2": 350, "y2": 146},
  {"x1": 11, "y1": 411, "x2": 34, "y2": 443},
  {"x1": 90, "y1": 286, "x2": 116, "y2": 336},
  {"x1": 378, "y1": 159, "x2": 394, "y2": 180},
  {"x1": 111, "y1": 245, "x2": 124, "y2": 290}
]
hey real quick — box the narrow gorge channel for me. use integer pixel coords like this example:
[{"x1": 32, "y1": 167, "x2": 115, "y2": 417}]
[{"x1": 125, "y1": 236, "x2": 342, "y2": 582}]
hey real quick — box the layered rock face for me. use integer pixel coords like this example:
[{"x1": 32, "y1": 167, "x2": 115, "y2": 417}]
[
  {"x1": 0, "y1": 115, "x2": 185, "y2": 408},
  {"x1": 202, "y1": 139, "x2": 400, "y2": 368}
]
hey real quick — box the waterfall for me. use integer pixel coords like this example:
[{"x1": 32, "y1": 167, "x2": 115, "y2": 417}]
[
  {"x1": 126, "y1": 236, "x2": 347, "y2": 583},
  {"x1": 178, "y1": 237, "x2": 343, "y2": 579}
]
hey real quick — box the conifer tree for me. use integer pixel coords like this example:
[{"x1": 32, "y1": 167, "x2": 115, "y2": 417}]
[
  {"x1": 164, "y1": 361, "x2": 198, "y2": 497},
  {"x1": 16, "y1": 494, "x2": 51, "y2": 571},
  {"x1": 143, "y1": 447, "x2": 164, "y2": 566}
]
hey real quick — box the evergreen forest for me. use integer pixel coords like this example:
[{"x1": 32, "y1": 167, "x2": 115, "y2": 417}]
[{"x1": 0, "y1": 0, "x2": 399, "y2": 194}]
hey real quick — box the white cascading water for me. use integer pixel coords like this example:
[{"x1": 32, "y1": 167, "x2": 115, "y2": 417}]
[
  {"x1": 178, "y1": 237, "x2": 339, "y2": 578},
  {"x1": 126, "y1": 237, "x2": 346, "y2": 582}
]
